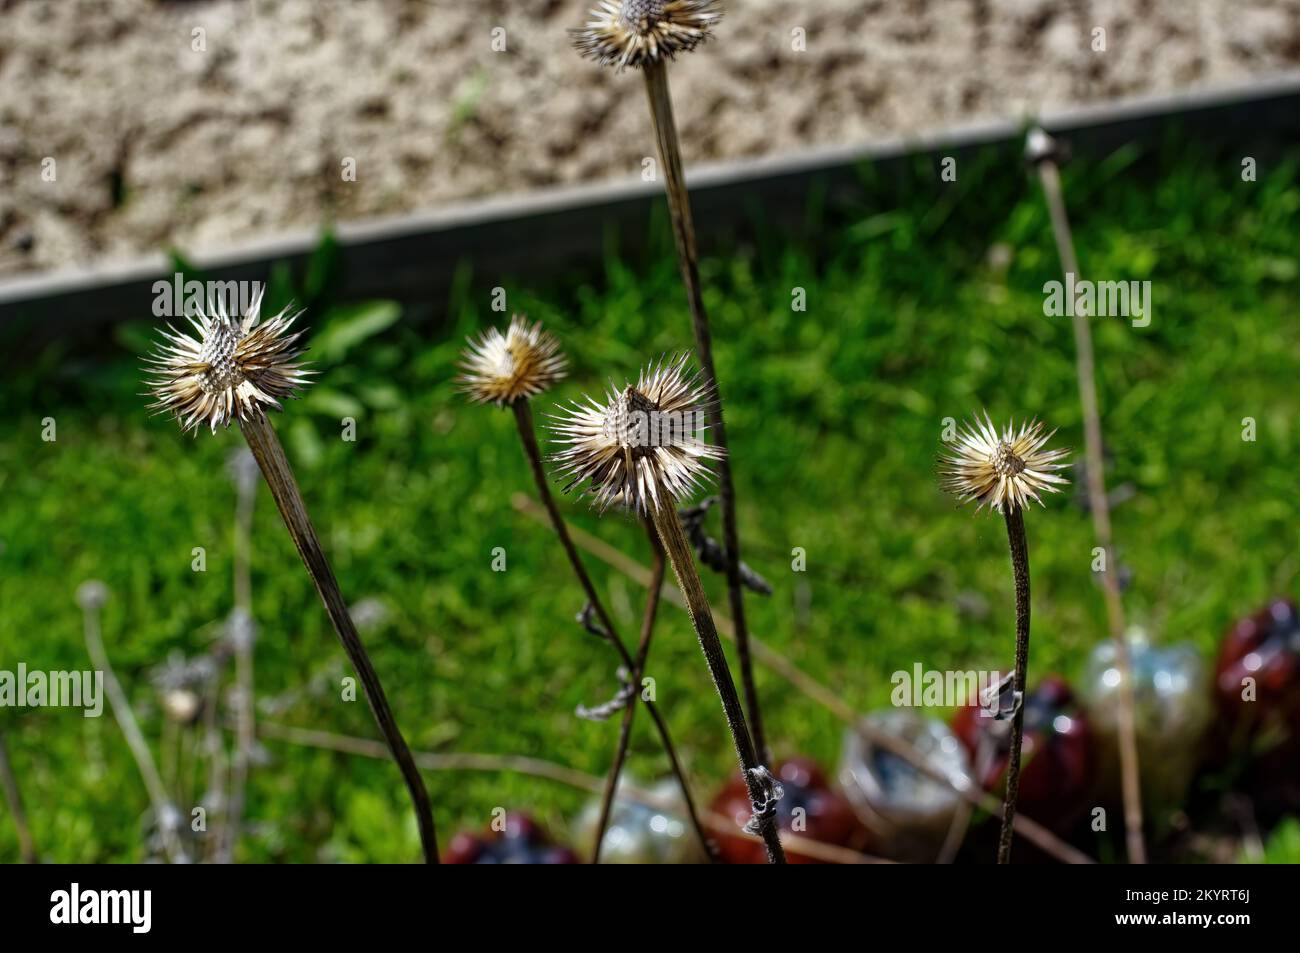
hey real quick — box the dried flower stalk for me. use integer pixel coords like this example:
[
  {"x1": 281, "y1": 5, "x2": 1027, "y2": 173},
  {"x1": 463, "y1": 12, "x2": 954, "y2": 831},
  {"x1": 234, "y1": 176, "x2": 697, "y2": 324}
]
[
  {"x1": 648, "y1": 493, "x2": 786, "y2": 863},
  {"x1": 571, "y1": 2, "x2": 770, "y2": 760},
  {"x1": 239, "y1": 413, "x2": 439, "y2": 863},
  {"x1": 1028, "y1": 127, "x2": 1146, "y2": 863},
  {"x1": 641, "y1": 57, "x2": 769, "y2": 762},
  {"x1": 146, "y1": 296, "x2": 439, "y2": 863},
  {"x1": 78, "y1": 581, "x2": 190, "y2": 864},
  {"x1": 591, "y1": 517, "x2": 667, "y2": 863},
  {"x1": 941, "y1": 413, "x2": 1069, "y2": 863},
  {"x1": 458, "y1": 317, "x2": 713, "y2": 861},
  {"x1": 512, "y1": 397, "x2": 714, "y2": 861},
  {"x1": 552, "y1": 357, "x2": 787, "y2": 863},
  {"x1": 514, "y1": 489, "x2": 1096, "y2": 864}
]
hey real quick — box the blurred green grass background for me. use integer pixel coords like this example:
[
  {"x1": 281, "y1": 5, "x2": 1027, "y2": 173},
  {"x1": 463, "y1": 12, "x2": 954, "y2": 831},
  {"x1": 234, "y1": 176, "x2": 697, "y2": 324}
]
[{"x1": 1, "y1": 136, "x2": 1298, "y2": 862}]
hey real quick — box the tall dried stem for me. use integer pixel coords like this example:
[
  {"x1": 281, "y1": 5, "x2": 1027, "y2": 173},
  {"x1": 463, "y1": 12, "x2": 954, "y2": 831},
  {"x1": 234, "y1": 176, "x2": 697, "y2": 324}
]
[
  {"x1": 1034, "y1": 145, "x2": 1145, "y2": 863},
  {"x1": 238, "y1": 412, "x2": 439, "y2": 863},
  {"x1": 648, "y1": 497, "x2": 787, "y2": 864},
  {"x1": 510, "y1": 399, "x2": 714, "y2": 860},
  {"x1": 996, "y1": 506, "x2": 1032, "y2": 863},
  {"x1": 643, "y1": 59, "x2": 768, "y2": 761}
]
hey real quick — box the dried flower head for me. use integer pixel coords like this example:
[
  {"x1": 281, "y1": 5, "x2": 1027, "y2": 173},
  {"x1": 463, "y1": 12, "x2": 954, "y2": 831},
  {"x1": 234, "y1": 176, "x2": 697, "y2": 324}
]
[
  {"x1": 551, "y1": 353, "x2": 722, "y2": 512},
  {"x1": 940, "y1": 413, "x2": 1070, "y2": 513},
  {"x1": 145, "y1": 290, "x2": 312, "y2": 434},
  {"x1": 459, "y1": 315, "x2": 567, "y2": 406},
  {"x1": 151, "y1": 652, "x2": 216, "y2": 725},
  {"x1": 570, "y1": 0, "x2": 723, "y2": 71},
  {"x1": 75, "y1": 580, "x2": 109, "y2": 611}
]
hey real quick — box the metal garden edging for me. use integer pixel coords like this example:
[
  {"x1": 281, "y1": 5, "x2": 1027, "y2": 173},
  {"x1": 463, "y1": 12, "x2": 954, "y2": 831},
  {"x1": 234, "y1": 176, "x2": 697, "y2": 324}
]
[{"x1": 2, "y1": 73, "x2": 1298, "y2": 332}]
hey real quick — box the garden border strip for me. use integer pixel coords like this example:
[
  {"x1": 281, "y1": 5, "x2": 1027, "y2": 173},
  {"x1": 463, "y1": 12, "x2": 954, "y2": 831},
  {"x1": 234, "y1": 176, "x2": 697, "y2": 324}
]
[{"x1": 2, "y1": 73, "x2": 1298, "y2": 331}]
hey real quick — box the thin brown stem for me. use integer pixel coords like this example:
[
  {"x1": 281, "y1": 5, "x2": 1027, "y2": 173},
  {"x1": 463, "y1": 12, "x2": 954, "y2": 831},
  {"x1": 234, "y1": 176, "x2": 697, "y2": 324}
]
[
  {"x1": 997, "y1": 506, "x2": 1032, "y2": 864},
  {"x1": 1036, "y1": 155, "x2": 1146, "y2": 863},
  {"x1": 643, "y1": 59, "x2": 768, "y2": 762},
  {"x1": 591, "y1": 517, "x2": 665, "y2": 864},
  {"x1": 510, "y1": 399, "x2": 714, "y2": 859},
  {"x1": 257, "y1": 722, "x2": 883, "y2": 864},
  {"x1": 238, "y1": 412, "x2": 439, "y2": 863},
  {"x1": 0, "y1": 732, "x2": 37, "y2": 863},
  {"x1": 514, "y1": 491, "x2": 1095, "y2": 864},
  {"x1": 649, "y1": 497, "x2": 787, "y2": 864}
]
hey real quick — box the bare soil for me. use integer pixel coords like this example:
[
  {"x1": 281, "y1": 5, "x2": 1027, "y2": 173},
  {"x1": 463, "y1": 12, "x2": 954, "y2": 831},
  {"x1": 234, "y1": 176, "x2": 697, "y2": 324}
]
[{"x1": 2, "y1": 0, "x2": 1299, "y2": 277}]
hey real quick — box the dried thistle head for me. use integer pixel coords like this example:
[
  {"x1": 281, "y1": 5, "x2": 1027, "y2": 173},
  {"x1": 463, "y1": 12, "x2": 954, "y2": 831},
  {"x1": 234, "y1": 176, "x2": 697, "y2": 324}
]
[
  {"x1": 570, "y1": 0, "x2": 723, "y2": 71},
  {"x1": 459, "y1": 315, "x2": 567, "y2": 406},
  {"x1": 940, "y1": 413, "x2": 1070, "y2": 514},
  {"x1": 145, "y1": 290, "x2": 312, "y2": 434},
  {"x1": 550, "y1": 353, "x2": 723, "y2": 513}
]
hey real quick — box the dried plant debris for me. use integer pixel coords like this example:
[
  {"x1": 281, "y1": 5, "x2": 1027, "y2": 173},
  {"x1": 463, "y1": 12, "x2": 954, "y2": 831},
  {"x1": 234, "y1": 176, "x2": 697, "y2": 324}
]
[{"x1": 677, "y1": 496, "x2": 771, "y2": 595}]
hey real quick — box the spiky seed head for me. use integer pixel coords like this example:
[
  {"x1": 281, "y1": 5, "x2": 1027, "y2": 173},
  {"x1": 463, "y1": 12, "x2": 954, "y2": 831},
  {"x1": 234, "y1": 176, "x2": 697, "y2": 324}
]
[
  {"x1": 458, "y1": 315, "x2": 567, "y2": 406},
  {"x1": 145, "y1": 289, "x2": 313, "y2": 434},
  {"x1": 940, "y1": 412, "x2": 1070, "y2": 514},
  {"x1": 570, "y1": 0, "x2": 723, "y2": 71},
  {"x1": 550, "y1": 353, "x2": 723, "y2": 513}
]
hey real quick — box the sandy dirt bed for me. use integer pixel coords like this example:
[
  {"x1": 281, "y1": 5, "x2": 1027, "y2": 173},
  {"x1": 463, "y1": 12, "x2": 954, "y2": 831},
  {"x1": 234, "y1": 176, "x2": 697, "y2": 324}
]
[{"x1": 2, "y1": 0, "x2": 1299, "y2": 277}]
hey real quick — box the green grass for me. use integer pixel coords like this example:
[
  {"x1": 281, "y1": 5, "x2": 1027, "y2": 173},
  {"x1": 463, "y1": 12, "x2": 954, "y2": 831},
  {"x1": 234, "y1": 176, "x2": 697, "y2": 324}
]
[{"x1": 1, "y1": 136, "x2": 1298, "y2": 862}]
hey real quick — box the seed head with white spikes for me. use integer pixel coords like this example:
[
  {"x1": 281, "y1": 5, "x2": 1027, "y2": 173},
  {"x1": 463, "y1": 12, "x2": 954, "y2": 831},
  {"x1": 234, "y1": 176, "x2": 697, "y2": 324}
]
[
  {"x1": 940, "y1": 413, "x2": 1070, "y2": 513},
  {"x1": 550, "y1": 353, "x2": 723, "y2": 513},
  {"x1": 145, "y1": 290, "x2": 313, "y2": 434},
  {"x1": 570, "y1": 0, "x2": 723, "y2": 71},
  {"x1": 459, "y1": 315, "x2": 567, "y2": 406}
]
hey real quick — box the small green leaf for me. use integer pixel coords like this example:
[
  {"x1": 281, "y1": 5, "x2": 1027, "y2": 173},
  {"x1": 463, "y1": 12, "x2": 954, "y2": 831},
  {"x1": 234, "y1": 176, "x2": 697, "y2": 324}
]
[
  {"x1": 310, "y1": 301, "x2": 402, "y2": 363},
  {"x1": 356, "y1": 383, "x2": 403, "y2": 410},
  {"x1": 303, "y1": 231, "x2": 341, "y2": 306},
  {"x1": 302, "y1": 387, "x2": 364, "y2": 419},
  {"x1": 286, "y1": 418, "x2": 325, "y2": 469},
  {"x1": 264, "y1": 261, "x2": 297, "y2": 316}
]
